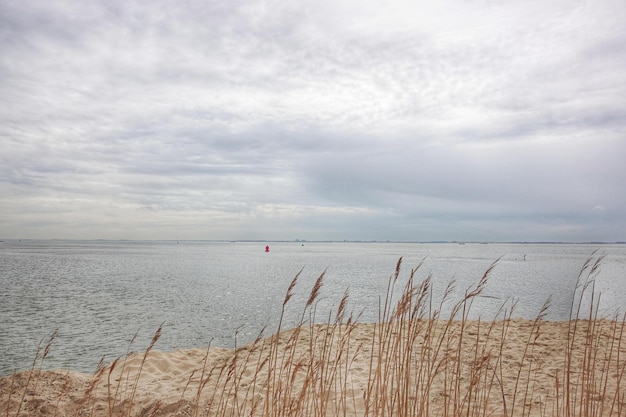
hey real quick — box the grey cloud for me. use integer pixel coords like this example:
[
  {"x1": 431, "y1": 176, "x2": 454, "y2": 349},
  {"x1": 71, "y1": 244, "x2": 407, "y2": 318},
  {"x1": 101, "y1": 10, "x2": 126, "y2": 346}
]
[{"x1": 300, "y1": 137, "x2": 626, "y2": 219}]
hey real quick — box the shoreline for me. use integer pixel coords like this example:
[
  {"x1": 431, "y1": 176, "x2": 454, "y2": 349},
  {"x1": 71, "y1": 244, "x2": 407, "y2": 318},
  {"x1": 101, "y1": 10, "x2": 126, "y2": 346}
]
[{"x1": 3, "y1": 318, "x2": 625, "y2": 417}]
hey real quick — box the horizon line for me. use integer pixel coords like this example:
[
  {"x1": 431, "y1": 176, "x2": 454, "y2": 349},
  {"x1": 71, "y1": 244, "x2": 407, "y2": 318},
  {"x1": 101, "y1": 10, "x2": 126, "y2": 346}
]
[{"x1": 1, "y1": 239, "x2": 625, "y2": 245}]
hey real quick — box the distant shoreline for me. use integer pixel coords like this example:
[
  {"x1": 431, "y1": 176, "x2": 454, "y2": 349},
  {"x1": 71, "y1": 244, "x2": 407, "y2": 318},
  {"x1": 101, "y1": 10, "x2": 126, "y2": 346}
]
[{"x1": 2, "y1": 238, "x2": 625, "y2": 244}]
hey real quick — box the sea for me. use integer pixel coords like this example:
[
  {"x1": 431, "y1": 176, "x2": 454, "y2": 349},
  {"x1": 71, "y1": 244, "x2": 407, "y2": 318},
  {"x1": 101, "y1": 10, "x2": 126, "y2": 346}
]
[{"x1": 1, "y1": 240, "x2": 625, "y2": 377}]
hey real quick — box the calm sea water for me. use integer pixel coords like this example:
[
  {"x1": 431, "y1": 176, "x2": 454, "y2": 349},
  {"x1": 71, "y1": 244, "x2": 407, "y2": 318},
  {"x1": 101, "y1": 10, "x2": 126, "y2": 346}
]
[{"x1": 1, "y1": 240, "x2": 625, "y2": 377}]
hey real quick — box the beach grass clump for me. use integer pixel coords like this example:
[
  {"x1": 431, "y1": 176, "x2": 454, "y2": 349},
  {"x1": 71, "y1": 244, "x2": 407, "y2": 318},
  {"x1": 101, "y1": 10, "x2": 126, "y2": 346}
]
[{"x1": 1, "y1": 253, "x2": 625, "y2": 417}]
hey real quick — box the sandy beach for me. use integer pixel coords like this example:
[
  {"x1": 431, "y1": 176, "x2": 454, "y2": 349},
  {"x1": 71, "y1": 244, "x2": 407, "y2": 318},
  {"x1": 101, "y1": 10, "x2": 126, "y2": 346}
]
[{"x1": 2, "y1": 318, "x2": 625, "y2": 417}]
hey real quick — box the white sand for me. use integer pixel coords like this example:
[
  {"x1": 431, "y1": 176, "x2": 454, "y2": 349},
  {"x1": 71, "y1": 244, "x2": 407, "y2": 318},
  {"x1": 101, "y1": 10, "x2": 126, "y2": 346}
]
[{"x1": 2, "y1": 319, "x2": 625, "y2": 416}]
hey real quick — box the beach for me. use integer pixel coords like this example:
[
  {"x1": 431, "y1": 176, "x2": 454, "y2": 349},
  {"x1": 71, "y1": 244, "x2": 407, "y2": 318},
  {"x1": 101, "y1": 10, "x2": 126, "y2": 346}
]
[{"x1": 2, "y1": 318, "x2": 625, "y2": 417}]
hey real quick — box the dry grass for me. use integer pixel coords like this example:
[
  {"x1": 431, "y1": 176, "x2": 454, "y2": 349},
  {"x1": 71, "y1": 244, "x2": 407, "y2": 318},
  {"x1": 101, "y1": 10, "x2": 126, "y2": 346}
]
[{"x1": 1, "y1": 254, "x2": 625, "y2": 417}]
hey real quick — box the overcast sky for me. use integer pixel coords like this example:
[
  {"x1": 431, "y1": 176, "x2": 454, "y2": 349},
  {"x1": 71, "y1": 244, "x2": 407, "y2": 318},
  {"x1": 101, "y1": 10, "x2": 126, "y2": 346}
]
[{"x1": 1, "y1": 0, "x2": 625, "y2": 242}]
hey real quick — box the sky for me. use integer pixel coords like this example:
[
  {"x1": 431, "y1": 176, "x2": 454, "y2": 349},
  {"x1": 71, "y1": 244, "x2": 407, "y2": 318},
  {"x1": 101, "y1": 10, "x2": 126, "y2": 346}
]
[{"x1": 1, "y1": 0, "x2": 625, "y2": 242}]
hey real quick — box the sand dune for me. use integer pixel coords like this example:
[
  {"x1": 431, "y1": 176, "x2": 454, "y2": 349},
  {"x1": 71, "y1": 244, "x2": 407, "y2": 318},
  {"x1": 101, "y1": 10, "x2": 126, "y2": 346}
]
[{"x1": 2, "y1": 319, "x2": 625, "y2": 417}]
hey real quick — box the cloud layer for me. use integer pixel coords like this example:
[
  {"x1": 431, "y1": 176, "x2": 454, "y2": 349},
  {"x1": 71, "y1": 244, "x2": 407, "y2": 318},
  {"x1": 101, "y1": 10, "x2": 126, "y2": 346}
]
[{"x1": 1, "y1": 0, "x2": 625, "y2": 241}]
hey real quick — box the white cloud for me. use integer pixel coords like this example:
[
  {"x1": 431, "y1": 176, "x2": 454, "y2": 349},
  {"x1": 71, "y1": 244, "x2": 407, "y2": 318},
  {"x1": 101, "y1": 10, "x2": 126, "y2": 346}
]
[{"x1": 1, "y1": 0, "x2": 625, "y2": 241}]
